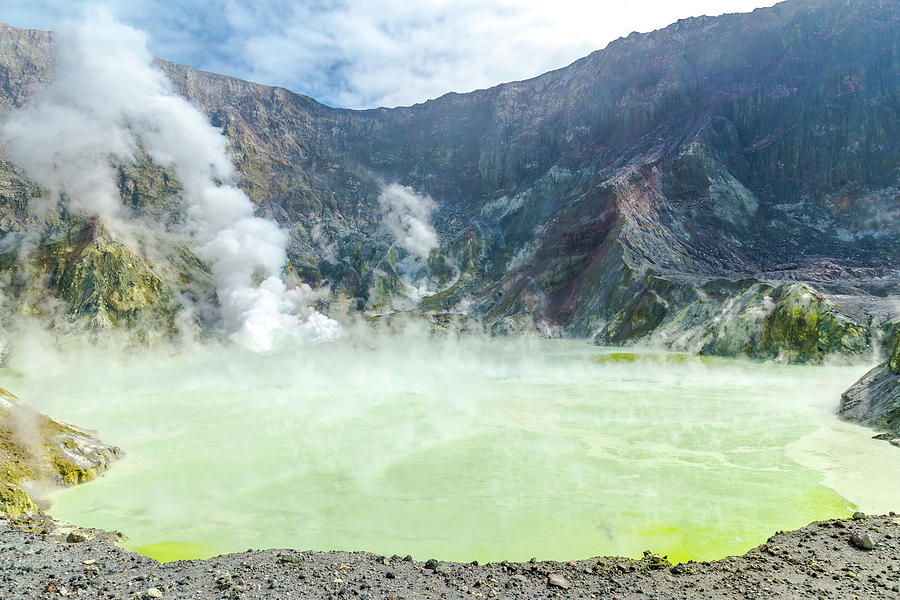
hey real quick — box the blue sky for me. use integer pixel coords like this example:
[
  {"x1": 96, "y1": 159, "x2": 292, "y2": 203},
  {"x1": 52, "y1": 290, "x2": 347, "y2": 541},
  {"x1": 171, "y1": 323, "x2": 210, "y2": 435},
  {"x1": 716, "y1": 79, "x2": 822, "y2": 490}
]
[{"x1": 0, "y1": 0, "x2": 779, "y2": 109}]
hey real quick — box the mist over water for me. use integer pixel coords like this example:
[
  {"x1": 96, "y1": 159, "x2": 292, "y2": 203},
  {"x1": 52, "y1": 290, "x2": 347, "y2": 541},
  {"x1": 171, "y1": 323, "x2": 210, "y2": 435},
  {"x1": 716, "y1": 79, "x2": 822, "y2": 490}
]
[{"x1": 2, "y1": 332, "x2": 896, "y2": 564}]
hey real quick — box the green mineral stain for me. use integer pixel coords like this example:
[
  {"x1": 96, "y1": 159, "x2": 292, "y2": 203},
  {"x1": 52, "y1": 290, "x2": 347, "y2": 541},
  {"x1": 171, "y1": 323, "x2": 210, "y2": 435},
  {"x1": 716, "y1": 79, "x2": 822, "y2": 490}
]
[
  {"x1": 1, "y1": 338, "x2": 893, "y2": 565},
  {"x1": 592, "y1": 351, "x2": 715, "y2": 364}
]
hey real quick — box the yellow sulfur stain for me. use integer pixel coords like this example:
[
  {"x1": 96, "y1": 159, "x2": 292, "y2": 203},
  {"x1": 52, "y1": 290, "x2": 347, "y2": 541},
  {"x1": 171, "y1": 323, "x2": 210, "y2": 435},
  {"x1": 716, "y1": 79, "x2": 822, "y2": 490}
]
[{"x1": 131, "y1": 541, "x2": 220, "y2": 563}]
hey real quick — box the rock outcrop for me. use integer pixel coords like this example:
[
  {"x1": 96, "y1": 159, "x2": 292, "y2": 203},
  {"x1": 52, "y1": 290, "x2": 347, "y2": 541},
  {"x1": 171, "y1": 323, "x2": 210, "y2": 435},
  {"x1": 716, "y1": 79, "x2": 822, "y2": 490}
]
[
  {"x1": 0, "y1": 0, "x2": 896, "y2": 360},
  {"x1": 840, "y1": 336, "x2": 900, "y2": 438},
  {"x1": 596, "y1": 280, "x2": 873, "y2": 360},
  {"x1": 0, "y1": 385, "x2": 120, "y2": 515}
]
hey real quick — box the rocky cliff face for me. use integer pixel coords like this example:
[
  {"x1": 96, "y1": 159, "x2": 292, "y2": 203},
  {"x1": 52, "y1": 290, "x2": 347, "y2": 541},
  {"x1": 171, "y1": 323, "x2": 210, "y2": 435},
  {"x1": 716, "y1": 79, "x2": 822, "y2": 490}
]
[{"x1": 0, "y1": 0, "x2": 896, "y2": 360}]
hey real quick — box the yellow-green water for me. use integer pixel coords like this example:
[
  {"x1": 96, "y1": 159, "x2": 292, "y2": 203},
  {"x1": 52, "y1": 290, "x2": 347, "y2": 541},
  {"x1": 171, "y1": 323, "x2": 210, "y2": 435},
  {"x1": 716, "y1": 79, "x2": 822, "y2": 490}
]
[{"x1": 2, "y1": 336, "x2": 897, "y2": 564}]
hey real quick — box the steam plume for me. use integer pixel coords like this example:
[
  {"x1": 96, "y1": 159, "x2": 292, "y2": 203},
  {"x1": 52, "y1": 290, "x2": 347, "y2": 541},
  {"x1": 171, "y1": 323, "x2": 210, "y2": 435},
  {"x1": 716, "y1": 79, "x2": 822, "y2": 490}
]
[
  {"x1": 379, "y1": 183, "x2": 438, "y2": 261},
  {"x1": 0, "y1": 8, "x2": 340, "y2": 351}
]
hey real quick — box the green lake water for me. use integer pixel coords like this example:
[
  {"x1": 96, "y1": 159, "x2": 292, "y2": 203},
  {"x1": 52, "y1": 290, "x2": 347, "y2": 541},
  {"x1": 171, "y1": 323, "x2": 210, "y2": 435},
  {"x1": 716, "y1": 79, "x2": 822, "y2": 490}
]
[{"x1": 2, "y1": 336, "x2": 898, "y2": 564}]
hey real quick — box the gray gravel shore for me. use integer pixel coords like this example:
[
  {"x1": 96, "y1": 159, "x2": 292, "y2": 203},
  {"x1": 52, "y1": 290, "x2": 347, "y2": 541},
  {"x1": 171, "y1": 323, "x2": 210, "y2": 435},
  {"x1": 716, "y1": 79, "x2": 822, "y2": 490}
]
[{"x1": 1, "y1": 514, "x2": 899, "y2": 599}]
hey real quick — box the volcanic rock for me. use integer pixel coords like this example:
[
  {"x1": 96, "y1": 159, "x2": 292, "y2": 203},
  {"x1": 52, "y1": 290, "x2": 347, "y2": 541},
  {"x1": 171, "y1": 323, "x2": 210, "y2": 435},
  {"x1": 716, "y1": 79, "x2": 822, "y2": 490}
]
[
  {"x1": 548, "y1": 573, "x2": 571, "y2": 589},
  {"x1": 850, "y1": 530, "x2": 876, "y2": 550},
  {"x1": 0, "y1": 386, "x2": 121, "y2": 517}
]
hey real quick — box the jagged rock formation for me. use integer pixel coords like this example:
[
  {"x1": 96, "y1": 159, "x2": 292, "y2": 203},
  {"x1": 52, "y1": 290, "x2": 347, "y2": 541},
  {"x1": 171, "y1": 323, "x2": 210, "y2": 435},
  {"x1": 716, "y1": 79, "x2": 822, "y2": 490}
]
[
  {"x1": 840, "y1": 336, "x2": 900, "y2": 438},
  {"x1": 0, "y1": 386, "x2": 120, "y2": 515},
  {"x1": 0, "y1": 0, "x2": 896, "y2": 359}
]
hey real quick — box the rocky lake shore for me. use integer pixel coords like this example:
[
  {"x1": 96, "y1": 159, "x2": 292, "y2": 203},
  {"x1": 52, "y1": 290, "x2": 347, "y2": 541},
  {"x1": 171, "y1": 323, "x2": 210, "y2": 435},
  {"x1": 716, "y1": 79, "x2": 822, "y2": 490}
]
[{"x1": 1, "y1": 513, "x2": 899, "y2": 600}]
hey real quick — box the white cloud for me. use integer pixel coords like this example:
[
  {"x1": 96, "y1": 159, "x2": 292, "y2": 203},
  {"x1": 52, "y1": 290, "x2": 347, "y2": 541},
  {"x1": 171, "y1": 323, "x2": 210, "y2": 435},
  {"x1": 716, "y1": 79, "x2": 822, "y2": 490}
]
[
  {"x1": 0, "y1": 0, "x2": 779, "y2": 108},
  {"x1": 212, "y1": 0, "x2": 780, "y2": 108}
]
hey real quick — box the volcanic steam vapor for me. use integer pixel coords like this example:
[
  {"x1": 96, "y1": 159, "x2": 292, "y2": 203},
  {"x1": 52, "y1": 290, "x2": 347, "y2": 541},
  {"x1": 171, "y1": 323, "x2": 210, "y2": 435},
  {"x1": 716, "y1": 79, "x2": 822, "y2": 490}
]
[{"x1": 0, "y1": 7, "x2": 341, "y2": 351}]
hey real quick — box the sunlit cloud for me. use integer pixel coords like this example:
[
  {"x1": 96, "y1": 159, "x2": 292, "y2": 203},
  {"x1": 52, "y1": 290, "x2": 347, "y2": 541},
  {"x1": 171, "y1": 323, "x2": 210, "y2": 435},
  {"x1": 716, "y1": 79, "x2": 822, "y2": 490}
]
[{"x1": 0, "y1": 0, "x2": 778, "y2": 108}]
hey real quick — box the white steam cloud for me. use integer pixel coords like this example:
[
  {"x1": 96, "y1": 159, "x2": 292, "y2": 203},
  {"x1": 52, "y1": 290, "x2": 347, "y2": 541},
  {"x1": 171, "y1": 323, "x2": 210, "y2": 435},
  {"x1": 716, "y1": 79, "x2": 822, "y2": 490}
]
[
  {"x1": 0, "y1": 8, "x2": 341, "y2": 351},
  {"x1": 378, "y1": 183, "x2": 438, "y2": 261}
]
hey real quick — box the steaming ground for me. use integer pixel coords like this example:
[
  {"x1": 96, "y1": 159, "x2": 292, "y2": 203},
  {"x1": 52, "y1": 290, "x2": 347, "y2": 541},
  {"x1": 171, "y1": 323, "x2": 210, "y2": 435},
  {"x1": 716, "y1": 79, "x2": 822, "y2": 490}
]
[{"x1": 1, "y1": 331, "x2": 897, "y2": 565}]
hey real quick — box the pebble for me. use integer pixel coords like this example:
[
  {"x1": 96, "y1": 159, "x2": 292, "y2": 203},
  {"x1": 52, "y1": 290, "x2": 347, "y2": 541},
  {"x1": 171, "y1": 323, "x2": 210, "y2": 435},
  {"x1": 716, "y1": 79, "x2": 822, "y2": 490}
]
[
  {"x1": 142, "y1": 588, "x2": 163, "y2": 599},
  {"x1": 642, "y1": 550, "x2": 669, "y2": 569},
  {"x1": 852, "y1": 512, "x2": 866, "y2": 520},
  {"x1": 65, "y1": 532, "x2": 86, "y2": 543},
  {"x1": 850, "y1": 531, "x2": 875, "y2": 550},
  {"x1": 548, "y1": 573, "x2": 571, "y2": 589},
  {"x1": 424, "y1": 558, "x2": 439, "y2": 570}
]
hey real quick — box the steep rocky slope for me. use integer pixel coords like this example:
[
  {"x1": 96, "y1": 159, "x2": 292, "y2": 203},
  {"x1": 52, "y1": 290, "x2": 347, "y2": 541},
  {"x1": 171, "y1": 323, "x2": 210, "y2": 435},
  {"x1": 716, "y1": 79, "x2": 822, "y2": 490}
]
[{"x1": 0, "y1": 0, "x2": 896, "y2": 360}]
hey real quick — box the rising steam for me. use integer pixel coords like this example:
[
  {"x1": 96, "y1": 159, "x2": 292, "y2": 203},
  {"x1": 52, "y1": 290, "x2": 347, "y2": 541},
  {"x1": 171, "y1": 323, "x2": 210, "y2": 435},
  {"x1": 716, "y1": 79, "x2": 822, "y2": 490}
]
[
  {"x1": 379, "y1": 183, "x2": 438, "y2": 261},
  {"x1": 0, "y1": 8, "x2": 340, "y2": 351},
  {"x1": 378, "y1": 183, "x2": 441, "y2": 295}
]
